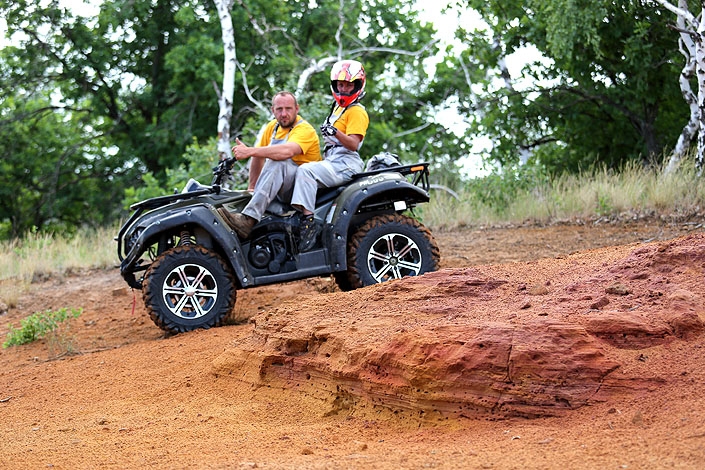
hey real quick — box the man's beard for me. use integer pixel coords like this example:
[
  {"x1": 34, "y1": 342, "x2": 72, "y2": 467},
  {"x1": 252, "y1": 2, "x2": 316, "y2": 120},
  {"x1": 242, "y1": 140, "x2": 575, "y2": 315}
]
[{"x1": 278, "y1": 115, "x2": 296, "y2": 128}]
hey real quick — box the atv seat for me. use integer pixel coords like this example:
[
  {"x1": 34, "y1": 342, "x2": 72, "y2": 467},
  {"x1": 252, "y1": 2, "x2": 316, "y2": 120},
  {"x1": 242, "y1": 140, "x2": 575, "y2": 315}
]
[
  {"x1": 264, "y1": 162, "x2": 429, "y2": 217},
  {"x1": 314, "y1": 162, "x2": 430, "y2": 205}
]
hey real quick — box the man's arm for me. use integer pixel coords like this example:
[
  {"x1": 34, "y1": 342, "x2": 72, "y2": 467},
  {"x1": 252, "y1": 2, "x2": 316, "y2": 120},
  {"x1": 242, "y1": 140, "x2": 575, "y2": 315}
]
[
  {"x1": 233, "y1": 138, "x2": 303, "y2": 162},
  {"x1": 335, "y1": 131, "x2": 363, "y2": 151}
]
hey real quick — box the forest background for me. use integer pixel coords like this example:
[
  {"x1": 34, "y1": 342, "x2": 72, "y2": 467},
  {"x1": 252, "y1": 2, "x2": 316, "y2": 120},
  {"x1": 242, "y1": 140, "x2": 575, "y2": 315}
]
[{"x1": 0, "y1": 0, "x2": 703, "y2": 240}]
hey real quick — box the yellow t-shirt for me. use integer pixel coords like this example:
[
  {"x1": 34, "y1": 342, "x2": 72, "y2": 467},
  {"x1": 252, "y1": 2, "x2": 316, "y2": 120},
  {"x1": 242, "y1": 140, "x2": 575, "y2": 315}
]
[
  {"x1": 258, "y1": 116, "x2": 322, "y2": 165},
  {"x1": 332, "y1": 104, "x2": 369, "y2": 139}
]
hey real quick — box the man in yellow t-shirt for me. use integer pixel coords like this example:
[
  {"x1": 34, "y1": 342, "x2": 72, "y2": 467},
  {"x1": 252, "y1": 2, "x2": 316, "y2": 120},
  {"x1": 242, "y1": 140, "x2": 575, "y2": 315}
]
[
  {"x1": 291, "y1": 60, "x2": 370, "y2": 251},
  {"x1": 218, "y1": 91, "x2": 321, "y2": 239}
]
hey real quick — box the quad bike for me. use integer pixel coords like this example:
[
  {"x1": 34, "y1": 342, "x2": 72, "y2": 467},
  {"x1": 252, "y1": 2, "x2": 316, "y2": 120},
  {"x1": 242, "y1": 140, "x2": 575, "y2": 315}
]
[{"x1": 116, "y1": 155, "x2": 441, "y2": 335}]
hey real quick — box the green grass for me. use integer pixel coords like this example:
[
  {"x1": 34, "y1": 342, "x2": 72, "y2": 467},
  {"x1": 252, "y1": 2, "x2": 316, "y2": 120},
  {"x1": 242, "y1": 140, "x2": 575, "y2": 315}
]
[
  {"x1": 0, "y1": 225, "x2": 119, "y2": 308},
  {"x1": 3, "y1": 307, "x2": 82, "y2": 352},
  {"x1": 0, "y1": 225, "x2": 118, "y2": 282},
  {"x1": 424, "y1": 160, "x2": 705, "y2": 230}
]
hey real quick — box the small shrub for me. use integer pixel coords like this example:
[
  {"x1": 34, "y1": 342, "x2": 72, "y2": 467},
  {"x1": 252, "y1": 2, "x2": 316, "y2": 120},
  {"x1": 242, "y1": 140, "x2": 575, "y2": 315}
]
[
  {"x1": 3, "y1": 307, "x2": 82, "y2": 348},
  {"x1": 596, "y1": 193, "x2": 613, "y2": 216}
]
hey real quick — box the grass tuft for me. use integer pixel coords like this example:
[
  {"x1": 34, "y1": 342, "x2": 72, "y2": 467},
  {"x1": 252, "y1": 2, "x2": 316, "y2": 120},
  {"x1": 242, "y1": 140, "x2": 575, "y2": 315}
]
[
  {"x1": 425, "y1": 160, "x2": 705, "y2": 230},
  {"x1": 0, "y1": 225, "x2": 118, "y2": 283},
  {"x1": 3, "y1": 307, "x2": 83, "y2": 351}
]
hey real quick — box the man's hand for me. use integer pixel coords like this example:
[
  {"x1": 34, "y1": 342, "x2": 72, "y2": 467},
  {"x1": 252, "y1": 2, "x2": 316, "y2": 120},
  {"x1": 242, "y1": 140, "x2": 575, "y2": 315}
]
[
  {"x1": 320, "y1": 123, "x2": 337, "y2": 137},
  {"x1": 232, "y1": 138, "x2": 251, "y2": 160}
]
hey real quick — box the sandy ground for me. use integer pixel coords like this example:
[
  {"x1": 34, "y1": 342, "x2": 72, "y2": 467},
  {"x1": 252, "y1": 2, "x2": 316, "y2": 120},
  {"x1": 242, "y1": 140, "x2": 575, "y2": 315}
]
[{"x1": 1, "y1": 219, "x2": 704, "y2": 469}]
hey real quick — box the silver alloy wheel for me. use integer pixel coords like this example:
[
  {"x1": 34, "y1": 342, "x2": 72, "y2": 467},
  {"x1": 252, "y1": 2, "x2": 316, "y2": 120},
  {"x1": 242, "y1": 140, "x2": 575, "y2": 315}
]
[
  {"x1": 161, "y1": 263, "x2": 218, "y2": 319},
  {"x1": 366, "y1": 232, "x2": 423, "y2": 283},
  {"x1": 341, "y1": 213, "x2": 440, "y2": 291}
]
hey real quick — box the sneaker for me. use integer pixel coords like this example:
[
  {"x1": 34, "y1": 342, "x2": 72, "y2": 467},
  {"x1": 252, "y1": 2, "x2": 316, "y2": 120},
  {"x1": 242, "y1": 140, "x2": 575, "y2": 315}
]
[
  {"x1": 298, "y1": 214, "x2": 320, "y2": 252},
  {"x1": 217, "y1": 208, "x2": 256, "y2": 239}
]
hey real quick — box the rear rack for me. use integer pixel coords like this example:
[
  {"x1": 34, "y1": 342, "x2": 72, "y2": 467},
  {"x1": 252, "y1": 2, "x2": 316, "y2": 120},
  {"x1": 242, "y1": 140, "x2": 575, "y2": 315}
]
[{"x1": 351, "y1": 162, "x2": 430, "y2": 192}]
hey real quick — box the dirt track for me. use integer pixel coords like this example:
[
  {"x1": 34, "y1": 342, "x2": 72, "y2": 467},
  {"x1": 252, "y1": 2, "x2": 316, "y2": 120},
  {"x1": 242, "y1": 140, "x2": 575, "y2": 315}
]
[{"x1": 1, "y1": 220, "x2": 704, "y2": 469}]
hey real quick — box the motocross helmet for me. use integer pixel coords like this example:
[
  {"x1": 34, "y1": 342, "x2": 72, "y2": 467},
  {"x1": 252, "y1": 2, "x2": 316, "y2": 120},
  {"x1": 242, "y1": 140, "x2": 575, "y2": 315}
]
[{"x1": 330, "y1": 60, "x2": 366, "y2": 108}]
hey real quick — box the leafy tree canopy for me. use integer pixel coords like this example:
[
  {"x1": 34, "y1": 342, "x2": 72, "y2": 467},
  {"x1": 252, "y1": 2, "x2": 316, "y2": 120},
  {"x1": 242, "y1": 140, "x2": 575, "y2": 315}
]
[
  {"x1": 0, "y1": 0, "x2": 444, "y2": 236},
  {"x1": 435, "y1": 0, "x2": 687, "y2": 174}
]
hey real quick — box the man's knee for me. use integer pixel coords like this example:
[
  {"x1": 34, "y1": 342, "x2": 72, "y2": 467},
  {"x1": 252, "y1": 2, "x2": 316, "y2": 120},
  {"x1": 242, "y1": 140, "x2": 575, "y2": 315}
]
[{"x1": 298, "y1": 164, "x2": 317, "y2": 180}]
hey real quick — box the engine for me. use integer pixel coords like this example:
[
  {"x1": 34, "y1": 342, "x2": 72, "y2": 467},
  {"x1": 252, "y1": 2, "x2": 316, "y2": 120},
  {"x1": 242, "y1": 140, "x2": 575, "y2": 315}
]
[{"x1": 248, "y1": 232, "x2": 290, "y2": 274}]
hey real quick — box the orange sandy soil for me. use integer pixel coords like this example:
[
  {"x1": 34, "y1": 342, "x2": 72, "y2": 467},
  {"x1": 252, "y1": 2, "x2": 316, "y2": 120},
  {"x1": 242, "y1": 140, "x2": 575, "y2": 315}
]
[{"x1": 1, "y1": 219, "x2": 704, "y2": 469}]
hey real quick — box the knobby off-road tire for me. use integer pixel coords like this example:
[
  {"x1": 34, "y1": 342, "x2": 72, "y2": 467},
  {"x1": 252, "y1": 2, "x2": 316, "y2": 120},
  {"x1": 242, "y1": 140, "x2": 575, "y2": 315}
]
[
  {"x1": 337, "y1": 213, "x2": 441, "y2": 291},
  {"x1": 142, "y1": 244, "x2": 237, "y2": 335}
]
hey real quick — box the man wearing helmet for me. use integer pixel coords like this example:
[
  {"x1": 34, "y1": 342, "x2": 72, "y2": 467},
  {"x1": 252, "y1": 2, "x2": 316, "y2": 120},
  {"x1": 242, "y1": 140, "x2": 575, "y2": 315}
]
[
  {"x1": 291, "y1": 59, "x2": 370, "y2": 252},
  {"x1": 218, "y1": 91, "x2": 321, "y2": 239}
]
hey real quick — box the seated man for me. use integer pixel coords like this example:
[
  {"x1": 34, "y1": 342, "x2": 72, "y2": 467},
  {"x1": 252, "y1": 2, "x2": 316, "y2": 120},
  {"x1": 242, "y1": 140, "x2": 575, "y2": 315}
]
[
  {"x1": 218, "y1": 91, "x2": 321, "y2": 239},
  {"x1": 290, "y1": 60, "x2": 370, "y2": 251}
]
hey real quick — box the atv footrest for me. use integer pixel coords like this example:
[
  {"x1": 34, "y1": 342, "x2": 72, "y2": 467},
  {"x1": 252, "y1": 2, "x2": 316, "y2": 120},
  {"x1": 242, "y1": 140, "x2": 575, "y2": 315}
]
[
  {"x1": 249, "y1": 247, "x2": 331, "y2": 287},
  {"x1": 296, "y1": 248, "x2": 329, "y2": 270}
]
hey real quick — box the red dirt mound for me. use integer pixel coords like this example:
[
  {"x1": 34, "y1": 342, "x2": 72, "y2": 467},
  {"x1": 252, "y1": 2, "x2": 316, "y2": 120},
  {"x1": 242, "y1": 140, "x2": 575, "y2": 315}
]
[{"x1": 1, "y1": 221, "x2": 704, "y2": 469}]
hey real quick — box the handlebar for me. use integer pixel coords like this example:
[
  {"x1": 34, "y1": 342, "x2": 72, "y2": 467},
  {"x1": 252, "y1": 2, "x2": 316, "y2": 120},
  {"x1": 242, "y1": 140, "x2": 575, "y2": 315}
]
[{"x1": 211, "y1": 157, "x2": 236, "y2": 186}]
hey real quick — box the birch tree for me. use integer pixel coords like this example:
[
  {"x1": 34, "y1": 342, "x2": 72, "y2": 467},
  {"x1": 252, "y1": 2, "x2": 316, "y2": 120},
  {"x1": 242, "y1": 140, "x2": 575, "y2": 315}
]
[
  {"x1": 657, "y1": 0, "x2": 705, "y2": 171},
  {"x1": 213, "y1": 0, "x2": 236, "y2": 162}
]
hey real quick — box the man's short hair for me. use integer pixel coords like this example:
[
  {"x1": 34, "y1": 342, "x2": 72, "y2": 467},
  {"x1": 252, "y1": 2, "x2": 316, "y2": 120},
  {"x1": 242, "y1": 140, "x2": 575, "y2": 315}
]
[{"x1": 272, "y1": 91, "x2": 298, "y2": 107}]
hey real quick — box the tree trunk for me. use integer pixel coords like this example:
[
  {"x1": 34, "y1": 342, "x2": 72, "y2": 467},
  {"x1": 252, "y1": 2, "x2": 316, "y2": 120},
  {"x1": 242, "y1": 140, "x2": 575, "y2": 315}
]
[
  {"x1": 656, "y1": 0, "x2": 704, "y2": 172},
  {"x1": 214, "y1": 0, "x2": 236, "y2": 161},
  {"x1": 696, "y1": 9, "x2": 705, "y2": 170},
  {"x1": 665, "y1": 0, "x2": 698, "y2": 172}
]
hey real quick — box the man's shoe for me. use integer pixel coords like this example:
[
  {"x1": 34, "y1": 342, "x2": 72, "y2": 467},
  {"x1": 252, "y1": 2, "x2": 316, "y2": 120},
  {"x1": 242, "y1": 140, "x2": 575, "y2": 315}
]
[
  {"x1": 217, "y1": 208, "x2": 256, "y2": 239},
  {"x1": 298, "y1": 214, "x2": 320, "y2": 252}
]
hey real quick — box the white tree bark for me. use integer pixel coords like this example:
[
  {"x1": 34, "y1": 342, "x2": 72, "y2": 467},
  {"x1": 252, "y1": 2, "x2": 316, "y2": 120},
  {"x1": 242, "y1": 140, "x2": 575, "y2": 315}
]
[
  {"x1": 655, "y1": 0, "x2": 705, "y2": 171},
  {"x1": 296, "y1": 57, "x2": 338, "y2": 97},
  {"x1": 665, "y1": 0, "x2": 699, "y2": 172},
  {"x1": 214, "y1": 0, "x2": 236, "y2": 161},
  {"x1": 695, "y1": 13, "x2": 705, "y2": 170}
]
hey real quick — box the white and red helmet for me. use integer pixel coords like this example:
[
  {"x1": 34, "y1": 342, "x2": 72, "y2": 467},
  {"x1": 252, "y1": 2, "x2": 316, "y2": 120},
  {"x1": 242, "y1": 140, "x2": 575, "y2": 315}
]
[{"x1": 330, "y1": 59, "x2": 366, "y2": 108}]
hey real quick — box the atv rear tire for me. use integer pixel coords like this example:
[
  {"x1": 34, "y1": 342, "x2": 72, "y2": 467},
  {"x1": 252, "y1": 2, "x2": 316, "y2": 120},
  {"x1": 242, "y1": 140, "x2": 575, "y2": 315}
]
[
  {"x1": 142, "y1": 245, "x2": 236, "y2": 334},
  {"x1": 338, "y1": 213, "x2": 440, "y2": 291}
]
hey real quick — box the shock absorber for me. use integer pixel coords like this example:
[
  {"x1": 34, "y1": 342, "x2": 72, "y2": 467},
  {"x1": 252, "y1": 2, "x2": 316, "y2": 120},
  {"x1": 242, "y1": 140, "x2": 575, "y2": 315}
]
[{"x1": 179, "y1": 230, "x2": 193, "y2": 246}]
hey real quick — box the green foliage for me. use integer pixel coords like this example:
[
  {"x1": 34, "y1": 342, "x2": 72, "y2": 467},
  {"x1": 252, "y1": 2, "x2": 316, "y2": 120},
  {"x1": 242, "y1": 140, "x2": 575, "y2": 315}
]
[
  {"x1": 435, "y1": 0, "x2": 686, "y2": 173},
  {"x1": 1, "y1": 0, "x2": 697, "y2": 240},
  {"x1": 0, "y1": 0, "x2": 444, "y2": 238},
  {"x1": 3, "y1": 307, "x2": 82, "y2": 348},
  {"x1": 465, "y1": 165, "x2": 550, "y2": 213},
  {"x1": 596, "y1": 193, "x2": 614, "y2": 217},
  {"x1": 122, "y1": 137, "x2": 247, "y2": 208},
  {"x1": 0, "y1": 91, "x2": 133, "y2": 237}
]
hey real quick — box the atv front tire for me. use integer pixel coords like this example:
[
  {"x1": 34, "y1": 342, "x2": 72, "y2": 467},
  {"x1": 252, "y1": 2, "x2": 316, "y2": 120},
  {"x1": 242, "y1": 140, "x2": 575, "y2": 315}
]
[
  {"x1": 339, "y1": 213, "x2": 440, "y2": 291},
  {"x1": 142, "y1": 245, "x2": 236, "y2": 334}
]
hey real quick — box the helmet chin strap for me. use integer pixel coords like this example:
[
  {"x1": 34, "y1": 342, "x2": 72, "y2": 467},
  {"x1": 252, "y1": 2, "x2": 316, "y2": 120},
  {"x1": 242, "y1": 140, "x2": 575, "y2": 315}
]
[{"x1": 324, "y1": 100, "x2": 338, "y2": 126}]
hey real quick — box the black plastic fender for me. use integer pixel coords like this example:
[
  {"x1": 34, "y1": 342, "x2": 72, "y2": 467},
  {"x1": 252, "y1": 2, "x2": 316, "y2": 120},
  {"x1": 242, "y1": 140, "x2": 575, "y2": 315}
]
[
  {"x1": 119, "y1": 204, "x2": 253, "y2": 289},
  {"x1": 323, "y1": 172, "x2": 430, "y2": 270}
]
